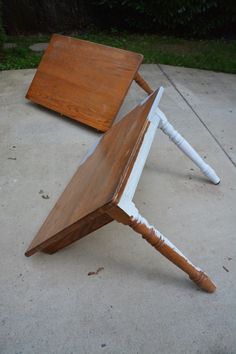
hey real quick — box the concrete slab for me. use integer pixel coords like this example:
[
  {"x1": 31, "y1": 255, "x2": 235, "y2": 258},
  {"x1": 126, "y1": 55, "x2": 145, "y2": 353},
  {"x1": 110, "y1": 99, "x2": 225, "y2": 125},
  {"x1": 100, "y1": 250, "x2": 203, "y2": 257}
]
[
  {"x1": 159, "y1": 64, "x2": 236, "y2": 166},
  {"x1": 0, "y1": 66, "x2": 235, "y2": 354}
]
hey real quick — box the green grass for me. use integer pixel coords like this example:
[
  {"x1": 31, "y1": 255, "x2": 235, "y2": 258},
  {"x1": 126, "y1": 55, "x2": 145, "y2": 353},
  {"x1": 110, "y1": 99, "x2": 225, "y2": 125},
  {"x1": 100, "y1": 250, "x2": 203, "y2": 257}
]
[{"x1": 1, "y1": 33, "x2": 236, "y2": 73}]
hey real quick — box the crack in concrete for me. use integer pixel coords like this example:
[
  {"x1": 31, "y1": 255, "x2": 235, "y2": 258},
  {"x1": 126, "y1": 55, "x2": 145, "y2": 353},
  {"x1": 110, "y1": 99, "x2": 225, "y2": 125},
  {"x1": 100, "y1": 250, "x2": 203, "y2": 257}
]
[{"x1": 158, "y1": 64, "x2": 236, "y2": 168}]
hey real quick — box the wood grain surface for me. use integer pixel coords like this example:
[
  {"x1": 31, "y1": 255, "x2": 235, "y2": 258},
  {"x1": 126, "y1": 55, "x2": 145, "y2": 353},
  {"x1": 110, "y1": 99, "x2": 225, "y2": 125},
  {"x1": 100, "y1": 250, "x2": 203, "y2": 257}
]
[
  {"x1": 26, "y1": 34, "x2": 143, "y2": 132},
  {"x1": 25, "y1": 91, "x2": 158, "y2": 256},
  {"x1": 134, "y1": 72, "x2": 153, "y2": 95}
]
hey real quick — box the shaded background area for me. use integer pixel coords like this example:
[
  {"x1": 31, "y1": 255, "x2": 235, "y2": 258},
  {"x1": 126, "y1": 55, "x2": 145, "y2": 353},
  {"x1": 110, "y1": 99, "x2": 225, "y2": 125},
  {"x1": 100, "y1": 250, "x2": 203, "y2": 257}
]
[
  {"x1": 2, "y1": 0, "x2": 236, "y2": 39},
  {"x1": 2, "y1": 0, "x2": 90, "y2": 35},
  {"x1": 0, "y1": 1, "x2": 236, "y2": 73}
]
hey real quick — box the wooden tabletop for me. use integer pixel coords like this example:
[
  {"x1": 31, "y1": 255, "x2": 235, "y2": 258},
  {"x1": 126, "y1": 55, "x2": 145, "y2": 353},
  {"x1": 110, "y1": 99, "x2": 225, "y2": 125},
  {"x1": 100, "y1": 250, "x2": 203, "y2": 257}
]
[
  {"x1": 25, "y1": 90, "x2": 158, "y2": 256},
  {"x1": 26, "y1": 34, "x2": 143, "y2": 132}
]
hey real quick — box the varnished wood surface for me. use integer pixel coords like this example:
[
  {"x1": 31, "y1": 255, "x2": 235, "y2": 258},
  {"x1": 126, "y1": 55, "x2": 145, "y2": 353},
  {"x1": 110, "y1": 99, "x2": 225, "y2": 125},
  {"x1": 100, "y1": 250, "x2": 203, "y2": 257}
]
[
  {"x1": 42, "y1": 211, "x2": 113, "y2": 254},
  {"x1": 25, "y1": 91, "x2": 158, "y2": 256},
  {"x1": 130, "y1": 218, "x2": 216, "y2": 293},
  {"x1": 134, "y1": 72, "x2": 153, "y2": 95},
  {"x1": 26, "y1": 34, "x2": 143, "y2": 132}
]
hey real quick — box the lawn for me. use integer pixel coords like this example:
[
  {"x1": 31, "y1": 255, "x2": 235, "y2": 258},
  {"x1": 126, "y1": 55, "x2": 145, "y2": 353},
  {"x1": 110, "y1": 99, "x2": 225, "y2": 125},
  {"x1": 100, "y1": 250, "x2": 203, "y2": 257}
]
[{"x1": 1, "y1": 32, "x2": 236, "y2": 73}]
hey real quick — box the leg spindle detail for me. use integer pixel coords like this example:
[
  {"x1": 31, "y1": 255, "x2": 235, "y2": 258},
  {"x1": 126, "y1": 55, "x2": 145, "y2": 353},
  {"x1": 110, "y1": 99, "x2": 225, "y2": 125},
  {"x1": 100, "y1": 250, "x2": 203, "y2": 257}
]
[
  {"x1": 130, "y1": 213, "x2": 216, "y2": 293},
  {"x1": 156, "y1": 108, "x2": 220, "y2": 185},
  {"x1": 134, "y1": 72, "x2": 154, "y2": 95}
]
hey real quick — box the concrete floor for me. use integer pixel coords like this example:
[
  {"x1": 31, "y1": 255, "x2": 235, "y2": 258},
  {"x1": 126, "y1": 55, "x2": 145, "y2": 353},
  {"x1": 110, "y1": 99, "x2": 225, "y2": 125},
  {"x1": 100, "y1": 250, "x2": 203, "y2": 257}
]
[{"x1": 0, "y1": 65, "x2": 235, "y2": 354}]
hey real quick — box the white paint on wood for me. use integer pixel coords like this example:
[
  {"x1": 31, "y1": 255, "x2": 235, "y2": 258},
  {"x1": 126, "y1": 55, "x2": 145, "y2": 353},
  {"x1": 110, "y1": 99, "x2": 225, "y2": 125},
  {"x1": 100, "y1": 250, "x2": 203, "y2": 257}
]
[
  {"x1": 140, "y1": 86, "x2": 164, "y2": 111},
  {"x1": 118, "y1": 88, "x2": 163, "y2": 208},
  {"x1": 118, "y1": 116, "x2": 159, "y2": 206},
  {"x1": 119, "y1": 86, "x2": 220, "y2": 217},
  {"x1": 156, "y1": 108, "x2": 220, "y2": 184},
  {"x1": 117, "y1": 87, "x2": 221, "y2": 274},
  {"x1": 123, "y1": 201, "x2": 202, "y2": 272}
]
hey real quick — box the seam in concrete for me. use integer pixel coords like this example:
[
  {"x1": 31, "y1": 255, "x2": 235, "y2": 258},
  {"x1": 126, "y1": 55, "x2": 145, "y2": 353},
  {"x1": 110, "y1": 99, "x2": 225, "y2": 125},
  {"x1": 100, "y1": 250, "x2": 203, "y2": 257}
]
[{"x1": 158, "y1": 64, "x2": 236, "y2": 168}]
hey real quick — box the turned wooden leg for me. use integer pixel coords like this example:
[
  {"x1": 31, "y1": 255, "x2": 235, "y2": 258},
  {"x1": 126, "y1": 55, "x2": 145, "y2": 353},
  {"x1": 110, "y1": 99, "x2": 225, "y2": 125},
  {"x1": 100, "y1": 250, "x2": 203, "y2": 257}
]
[
  {"x1": 134, "y1": 72, "x2": 154, "y2": 95},
  {"x1": 156, "y1": 108, "x2": 220, "y2": 185},
  {"x1": 129, "y1": 213, "x2": 216, "y2": 293}
]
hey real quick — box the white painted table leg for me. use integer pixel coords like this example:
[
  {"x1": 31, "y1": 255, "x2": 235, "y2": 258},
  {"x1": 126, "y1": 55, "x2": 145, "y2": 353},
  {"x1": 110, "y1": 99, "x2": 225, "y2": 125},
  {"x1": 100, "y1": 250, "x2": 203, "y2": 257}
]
[
  {"x1": 126, "y1": 203, "x2": 216, "y2": 293},
  {"x1": 156, "y1": 108, "x2": 220, "y2": 184}
]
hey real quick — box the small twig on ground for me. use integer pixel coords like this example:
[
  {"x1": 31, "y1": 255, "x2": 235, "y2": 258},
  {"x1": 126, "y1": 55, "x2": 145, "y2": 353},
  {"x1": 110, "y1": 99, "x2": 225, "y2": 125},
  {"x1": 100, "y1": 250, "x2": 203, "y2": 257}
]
[{"x1": 88, "y1": 267, "x2": 104, "y2": 276}]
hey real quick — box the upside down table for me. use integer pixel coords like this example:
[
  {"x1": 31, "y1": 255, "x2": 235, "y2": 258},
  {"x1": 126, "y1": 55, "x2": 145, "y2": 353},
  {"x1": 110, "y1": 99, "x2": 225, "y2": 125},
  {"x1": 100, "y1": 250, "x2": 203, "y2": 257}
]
[
  {"x1": 25, "y1": 88, "x2": 220, "y2": 293},
  {"x1": 26, "y1": 34, "x2": 152, "y2": 132}
]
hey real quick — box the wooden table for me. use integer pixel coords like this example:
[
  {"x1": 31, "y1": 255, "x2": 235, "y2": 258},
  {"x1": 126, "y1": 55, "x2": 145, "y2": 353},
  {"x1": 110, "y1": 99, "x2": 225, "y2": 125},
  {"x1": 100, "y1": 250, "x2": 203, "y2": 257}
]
[
  {"x1": 26, "y1": 34, "x2": 152, "y2": 132},
  {"x1": 25, "y1": 88, "x2": 220, "y2": 293}
]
